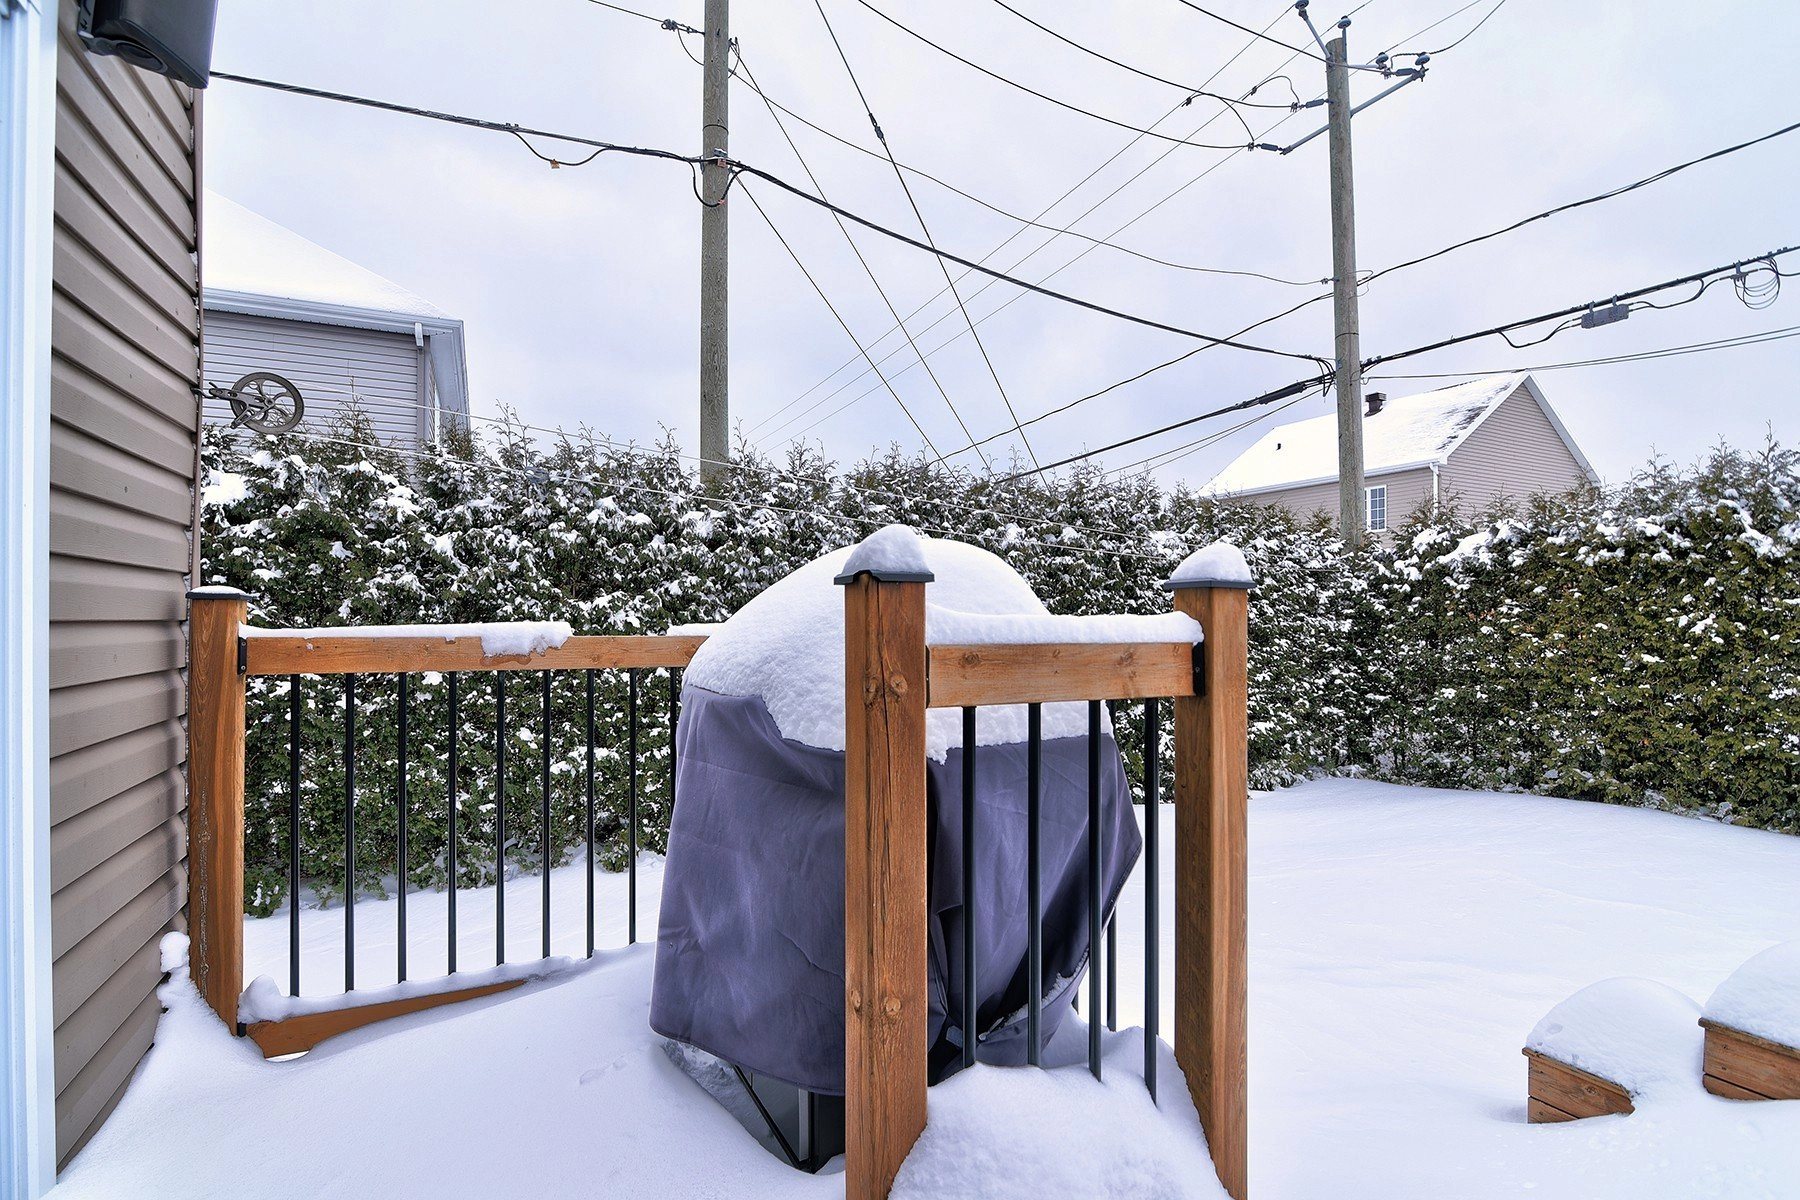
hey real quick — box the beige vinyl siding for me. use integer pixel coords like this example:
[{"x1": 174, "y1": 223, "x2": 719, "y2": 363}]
[
  {"x1": 1250, "y1": 466, "x2": 1436, "y2": 537},
  {"x1": 1439, "y1": 384, "x2": 1590, "y2": 516},
  {"x1": 202, "y1": 309, "x2": 427, "y2": 445},
  {"x1": 48, "y1": 0, "x2": 198, "y2": 1167}
]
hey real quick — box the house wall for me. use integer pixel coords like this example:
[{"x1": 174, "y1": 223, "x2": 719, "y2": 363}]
[
  {"x1": 1440, "y1": 384, "x2": 1590, "y2": 515},
  {"x1": 47, "y1": 0, "x2": 198, "y2": 1166},
  {"x1": 1249, "y1": 466, "x2": 1437, "y2": 534},
  {"x1": 202, "y1": 309, "x2": 429, "y2": 445}
]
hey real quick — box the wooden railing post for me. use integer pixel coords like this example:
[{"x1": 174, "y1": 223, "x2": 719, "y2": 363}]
[
  {"x1": 187, "y1": 587, "x2": 251, "y2": 1031},
  {"x1": 837, "y1": 552, "x2": 932, "y2": 1200},
  {"x1": 1166, "y1": 547, "x2": 1252, "y2": 1200}
]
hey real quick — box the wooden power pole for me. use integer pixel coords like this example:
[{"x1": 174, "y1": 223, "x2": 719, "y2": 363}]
[
  {"x1": 1325, "y1": 28, "x2": 1366, "y2": 550},
  {"x1": 699, "y1": 0, "x2": 730, "y2": 486}
]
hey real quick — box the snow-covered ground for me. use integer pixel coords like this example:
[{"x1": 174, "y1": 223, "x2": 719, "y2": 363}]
[{"x1": 53, "y1": 779, "x2": 1800, "y2": 1199}]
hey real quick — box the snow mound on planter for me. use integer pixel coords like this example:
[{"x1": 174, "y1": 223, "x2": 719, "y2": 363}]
[
  {"x1": 1526, "y1": 977, "x2": 1702, "y2": 1098},
  {"x1": 1704, "y1": 939, "x2": 1800, "y2": 1049},
  {"x1": 684, "y1": 528, "x2": 1201, "y2": 759}
]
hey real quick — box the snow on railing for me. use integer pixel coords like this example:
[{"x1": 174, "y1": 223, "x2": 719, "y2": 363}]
[
  {"x1": 187, "y1": 592, "x2": 704, "y2": 1057},
  {"x1": 832, "y1": 535, "x2": 1254, "y2": 1200}
]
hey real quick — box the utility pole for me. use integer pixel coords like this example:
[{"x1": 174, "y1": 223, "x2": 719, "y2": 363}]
[
  {"x1": 1324, "y1": 26, "x2": 1365, "y2": 550},
  {"x1": 699, "y1": 0, "x2": 729, "y2": 486}
]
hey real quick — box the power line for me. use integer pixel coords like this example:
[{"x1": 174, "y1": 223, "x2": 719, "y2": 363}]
[
  {"x1": 1386, "y1": 0, "x2": 1508, "y2": 57},
  {"x1": 812, "y1": 0, "x2": 1044, "y2": 477},
  {"x1": 1365, "y1": 323, "x2": 1800, "y2": 380},
  {"x1": 762, "y1": 62, "x2": 1338, "y2": 445},
  {"x1": 728, "y1": 66, "x2": 1322, "y2": 286},
  {"x1": 1170, "y1": 0, "x2": 1323, "y2": 63},
  {"x1": 847, "y1": 0, "x2": 1255, "y2": 151},
  {"x1": 733, "y1": 49, "x2": 993, "y2": 471},
  {"x1": 1364, "y1": 119, "x2": 1800, "y2": 286},
  {"x1": 983, "y1": 0, "x2": 1293, "y2": 112},
  {"x1": 578, "y1": 0, "x2": 699, "y2": 33},
  {"x1": 738, "y1": 187, "x2": 950, "y2": 462},
  {"x1": 748, "y1": 4, "x2": 1326, "y2": 441},
  {"x1": 1363, "y1": 244, "x2": 1799, "y2": 369},
  {"x1": 997, "y1": 243, "x2": 1800, "y2": 481},
  {"x1": 209, "y1": 70, "x2": 1325, "y2": 365},
  {"x1": 936, "y1": 288, "x2": 1334, "y2": 463}
]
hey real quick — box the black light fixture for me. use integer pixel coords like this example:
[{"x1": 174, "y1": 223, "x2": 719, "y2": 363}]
[{"x1": 78, "y1": 0, "x2": 218, "y2": 89}]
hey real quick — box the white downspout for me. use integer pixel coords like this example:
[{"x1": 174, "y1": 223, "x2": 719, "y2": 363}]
[
  {"x1": 1431, "y1": 462, "x2": 1441, "y2": 517},
  {"x1": 1, "y1": 1, "x2": 61, "y2": 1191}
]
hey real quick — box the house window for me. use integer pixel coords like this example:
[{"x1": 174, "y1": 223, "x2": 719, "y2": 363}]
[{"x1": 1365, "y1": 485, "x2": 1388, "y2": 532}]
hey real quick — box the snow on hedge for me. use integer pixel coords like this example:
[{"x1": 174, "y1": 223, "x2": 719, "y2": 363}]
[
  {"x1": 1525, "y1": 977, "x2": 1702, "y2": 1098},
  {"x1": 1703, "y1": 939, "x2": 1800, "y2": 1048},
  {"x1": 684, "y1": 533, "x2": 1200, "y2": 758}
]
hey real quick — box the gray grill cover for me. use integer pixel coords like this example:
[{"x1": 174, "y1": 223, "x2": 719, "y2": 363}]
[{"x1": 649, "y1": 684, "x2": 1142, "y2": 1094}]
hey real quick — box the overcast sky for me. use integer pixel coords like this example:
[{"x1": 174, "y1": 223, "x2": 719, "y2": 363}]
[{"x1": 204, "y1": 0, "x2": 1799, "y2": 489}]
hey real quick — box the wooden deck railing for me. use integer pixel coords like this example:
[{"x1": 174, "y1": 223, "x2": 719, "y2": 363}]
[
  {"x1": 190, "y1": 551, "x2": 1251, "y2": 1200},
  {"x1": 187, "y1": 589, "x2": 703, "y2": 1050},
  {"x1": 838, "y1": 558, "x2": 1251, "y2": 1200}
]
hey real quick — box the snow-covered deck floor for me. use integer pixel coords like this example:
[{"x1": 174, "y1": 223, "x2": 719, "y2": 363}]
[{"x1": 54, "y1": 780, "x2": 1800, "y2": 1199}]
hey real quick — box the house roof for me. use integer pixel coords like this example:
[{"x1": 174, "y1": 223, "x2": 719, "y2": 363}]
[
  {"x1": 201, "y1": 191, "x2": 451, "y2": 322},
  {"x1": 1204, "y1": 373, "x2": 1562, "y2": 496}
]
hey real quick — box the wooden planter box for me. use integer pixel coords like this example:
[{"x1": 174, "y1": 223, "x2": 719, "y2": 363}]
[
  {"x1": 1522, "y1": 1047, "x2": 1633, "y2": 1123},
  {"x1": 1701, "y1": 1019, "x2": 1800, "y2": 1101}
]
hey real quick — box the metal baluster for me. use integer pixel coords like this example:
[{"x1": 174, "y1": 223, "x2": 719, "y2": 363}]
[
  {"x1": 961, "y1": 706, "x2": 978, "y2": 1070},
  {"x1": 1106, "y1": 912, "x2": 1117, "y2": 1032},
  {"x1": 668, "y1": 668, "x2": 679, "y2": 816},
  {"x1": 495, "y1": 675, "x2": 506, "y2": 965},
  {"x1": 1027, "y1": 702, "x2": 1043, "y2": 1067},
  {"x1": 288, "y1": 676, "x2": 301, "y2": 998},
  {"x1": 628, "y1": 668, "x2": 640, "y2": 945},
  {"x1": 1144, "y1": 696, "x2": 1161, "y2": 1101},
  {"x1": 1088, "y1": 700, "x2": 1103, "y2": 1080},
  {"x1": 541, "y1": 670, "x2": 553, "y2": 961},
  {"x1": 344, "y1": 674, "x2": 356, "y2": 993},
  {"x1": 586, "y1": 669, "x2": 596, "y2": 959},
  {"x1": 397, "y1": 673, "x2": 409, "y2": 983},
  {"x1": 447, "y1": 672, "x2": 459, "y2": 975}
]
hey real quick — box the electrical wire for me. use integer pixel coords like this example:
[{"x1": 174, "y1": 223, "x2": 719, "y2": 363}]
[
  {"x1": 812, "y1": 0, "x2": 1044, "y2": 476},
  {"x1": 748, "y1": 3, "x2": 1333, "y2": 440},
  {"x1": 1364, "y1": 119, "x2": 1800, "y2": 287},
  {"x1": 209, "y1": 70, "x2": 1324, "y2": 364},
  {"x1": 1364, "y1": 323, "x2": 1800, "y2": 379},
  {"x1": 579, "y1": 0, "x2": 698, "y2": 34},
  {"x1": 984, "y1": 0, "x2": 1293, "y2": 112},
  {"x1": 1385, "y1": 0, "x2": 1508, "y2": 57},
  {"x1": 727, "y1": 66, "x2": 1322, "y2": 286},
  {"x1": 935, "y1": 287, "x2": 1334, "y2": 463},
  {"x1": 763, "y1": 66, "x2": 1338, "y2": 445},
  {"x1": 732, "y1": 51, "x2": 994, "y2": 470},
  {"x1": 737, "y1": 186, "x2": 950, "y2": 461},
  {"x1": 1364, "y1": 245, "x2": 1798, "y2": 370},
  {"x1": 847, "y1": 0, "x2": 1255, "y2": 151},
  {"x1": 1169, "y1": 0, "x2": 1323, "y2": 62},
  {"x1": 994, "y1": 243, "x2": 1800, "y2": 481}
]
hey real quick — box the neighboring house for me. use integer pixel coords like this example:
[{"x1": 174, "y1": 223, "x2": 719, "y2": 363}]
[
  {"x1": 1204, "y1": 373, "x2": 1598, "y2": 534},
  {"x1": 202, "y1": 191, "x2": 468, "y2": 446},
  {"x1": 3, "y1": 1, "x2": 207, "y2": 1189}
]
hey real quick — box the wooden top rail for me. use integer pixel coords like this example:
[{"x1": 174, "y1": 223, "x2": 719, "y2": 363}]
[
  {"x1": 241, "y1": 632, "x2": 709, "y2": 677},
  {"x1": 925, "y1": 641, "x2": 1199, "y2": 709}
]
